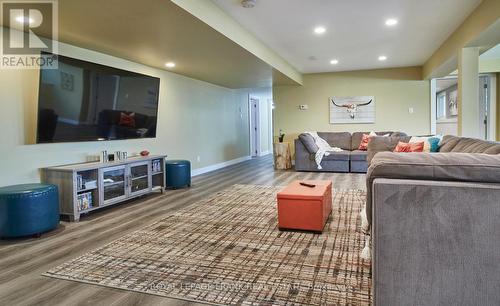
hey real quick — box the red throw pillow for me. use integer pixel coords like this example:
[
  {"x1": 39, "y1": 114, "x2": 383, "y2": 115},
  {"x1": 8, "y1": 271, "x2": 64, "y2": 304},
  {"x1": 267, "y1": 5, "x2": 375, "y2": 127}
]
[
  {"x1": 393, "y1": 142, "x2": 411, "y2": 153},
  {"x1": 119, "y1": 112, "x2": 136, "y2": 128},
  {"x1": 410, "y1": 142, "x2": 425, "y2": 152},
  {"x1": 358, "y1": 134, "x2": 372, "y2": 151},
  {"x1": 393, "y1": 141, "x2": 425, "y2": 153}
]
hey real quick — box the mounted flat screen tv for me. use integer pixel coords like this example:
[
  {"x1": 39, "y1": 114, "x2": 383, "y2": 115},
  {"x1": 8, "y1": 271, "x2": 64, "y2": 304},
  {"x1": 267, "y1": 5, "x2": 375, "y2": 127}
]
[{"x1": 37, "y1": 52, "x2": 160, "y2": 143}]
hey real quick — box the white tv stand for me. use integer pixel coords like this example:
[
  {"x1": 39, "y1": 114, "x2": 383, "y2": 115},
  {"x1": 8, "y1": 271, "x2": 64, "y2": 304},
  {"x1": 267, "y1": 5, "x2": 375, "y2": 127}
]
[{"x1": 42, "y1": 155, "x2": 166, "y2": 222}]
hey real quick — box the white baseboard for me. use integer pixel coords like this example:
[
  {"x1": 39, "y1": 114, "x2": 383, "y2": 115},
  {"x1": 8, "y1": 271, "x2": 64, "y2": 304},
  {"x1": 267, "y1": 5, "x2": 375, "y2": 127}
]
[
  {"x1": 258, "y1": 150, "x2": 272, "y2": 157},
  {"x1": 191, "y1": 156, "x2": 252, "y2": 177}
]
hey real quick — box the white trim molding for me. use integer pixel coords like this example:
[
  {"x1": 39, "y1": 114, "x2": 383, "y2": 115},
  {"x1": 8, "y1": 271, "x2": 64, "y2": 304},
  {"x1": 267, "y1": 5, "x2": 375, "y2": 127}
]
[
  {"x1": 258, "y1": 150, "x2": 272, "y2": 157},
  {"x1": 430, "y1": 78, "x2": 437, "y2": 135},
  {"x1": 248, "y1": 95, "x2": 261, "y2": 157},
  {"x1": 191, "y1": 156, "x2": 252, "y2": 177},
  {"x1": 487, "y1": 73, "x2": 496, "y2": 141}
]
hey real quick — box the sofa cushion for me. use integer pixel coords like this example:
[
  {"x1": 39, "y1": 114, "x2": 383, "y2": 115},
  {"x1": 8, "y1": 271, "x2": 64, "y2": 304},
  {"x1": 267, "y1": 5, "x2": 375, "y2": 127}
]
[
  {"x1": 299, "y1": 133, "x2": 319, "y2": 154},
  {"x1": 439, "y1": 135, "x2": 500, "y2": 154},
  {"x1": 352, "y1": 132, "x2": 391, "y2": 150},
  {"x1": 322, "y1": 151, "x2": 350, "y2": 161},
  {"x1": 350, "y1": 150, "x2": 368, "y2": 161},
  {"x1": 390, "y1": 132, "x2": 408, "y2": 137},
  {"x1": 367, "y1": 136, "x2": 412, "y2": 163},
  {"x1": 318, "y1": 132, "x2": 352, "y2": 150},
  {"x1": 365, "y1": 151, "x2": 500, "y2": 227},
  {"x1": 369, "y1": 151, "x2": 500, "y2": 187}
]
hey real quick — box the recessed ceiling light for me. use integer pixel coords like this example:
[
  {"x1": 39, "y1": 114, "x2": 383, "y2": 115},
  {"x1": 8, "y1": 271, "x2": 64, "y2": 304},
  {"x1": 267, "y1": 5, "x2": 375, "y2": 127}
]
[
  {"x1": 314, "y1": 26, "x2": 326, "y2": 35},
  {"x1": 330, "y1": 59, "x2": 339, "y2": 65},
  {"x1": 378, "y1": 55, "x2": 387, "y2": 61},
  {"x1": 15, "y1": 16, "x2": 34, "y2": 24},
  {"x1": 385, "y1": 18, "x2": 398, "y2": 26},
  {"x1": 165, "y1": 62, "x2": 176, "y2": 68}
]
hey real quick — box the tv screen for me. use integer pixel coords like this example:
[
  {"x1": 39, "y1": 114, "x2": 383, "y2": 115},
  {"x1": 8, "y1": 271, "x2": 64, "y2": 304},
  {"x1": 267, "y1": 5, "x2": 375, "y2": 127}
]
[{"x1": 37, "y1": 53, "x2": 160, "y2": 143}]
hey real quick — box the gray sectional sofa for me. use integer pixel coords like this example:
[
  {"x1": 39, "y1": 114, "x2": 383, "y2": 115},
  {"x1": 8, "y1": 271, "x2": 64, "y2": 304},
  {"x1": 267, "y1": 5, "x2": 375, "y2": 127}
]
[
  {"x1": 295, "y1": 131, "x2": 406, "y2": 173},
  {"x1": 366, "y1": 135, "x2": 500, "y2": 306}
]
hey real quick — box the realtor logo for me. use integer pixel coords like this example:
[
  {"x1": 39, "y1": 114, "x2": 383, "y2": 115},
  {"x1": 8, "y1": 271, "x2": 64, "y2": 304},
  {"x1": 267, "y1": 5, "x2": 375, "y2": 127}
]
[{"x1": 1, "y1": 0, "x2": 58, "y2": 69}]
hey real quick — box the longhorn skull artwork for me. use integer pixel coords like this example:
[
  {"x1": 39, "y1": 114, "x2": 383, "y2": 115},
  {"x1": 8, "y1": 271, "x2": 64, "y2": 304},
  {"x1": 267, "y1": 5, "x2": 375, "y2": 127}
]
[{"x1": 330, "y1": 98, "x2": 373, "y2": 119}]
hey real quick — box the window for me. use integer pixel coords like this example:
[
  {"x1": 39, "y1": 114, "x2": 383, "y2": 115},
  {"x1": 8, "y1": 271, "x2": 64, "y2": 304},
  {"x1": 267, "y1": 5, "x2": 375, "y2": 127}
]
[{"x1": 436, "y1": 92, "x2": 446, "y2": 120}]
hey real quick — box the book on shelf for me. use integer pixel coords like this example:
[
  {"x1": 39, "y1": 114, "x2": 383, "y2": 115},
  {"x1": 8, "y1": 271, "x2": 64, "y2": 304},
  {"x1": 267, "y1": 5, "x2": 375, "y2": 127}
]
[
  {"x1": 76, "y1": 174, "x2": 83, "y2": 191},
  {"x1": 152, "y1": 159, "x2": 162, "y2": 173},
  {"x1": 77, "y1": 192, "x2": 93, "y2": 211}
]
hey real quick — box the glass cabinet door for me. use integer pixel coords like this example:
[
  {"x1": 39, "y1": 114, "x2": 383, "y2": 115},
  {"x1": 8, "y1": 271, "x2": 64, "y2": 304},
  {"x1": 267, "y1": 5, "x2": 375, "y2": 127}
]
[
  {"x1": 101, "y1": 166, "x2": 127, "y2": 204},
  {"x1": 129, "y1": 162, "x2": 151, "y2": 196}
]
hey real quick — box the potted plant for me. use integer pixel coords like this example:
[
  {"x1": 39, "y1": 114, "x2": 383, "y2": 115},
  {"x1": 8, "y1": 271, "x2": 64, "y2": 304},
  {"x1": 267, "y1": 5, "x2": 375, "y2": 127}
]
[{"x1": 278, "y1": 129, "x2": 285, "y2": 143}]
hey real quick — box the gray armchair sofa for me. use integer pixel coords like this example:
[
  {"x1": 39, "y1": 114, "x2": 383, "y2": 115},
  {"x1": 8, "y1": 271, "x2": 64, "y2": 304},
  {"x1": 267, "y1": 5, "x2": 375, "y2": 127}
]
[
  {"x1": 366, "y1": 135, "x2": 500, "y2": 306},
  {"x1": 295, "y1": 131, "x2": 406, "y2": 173}
]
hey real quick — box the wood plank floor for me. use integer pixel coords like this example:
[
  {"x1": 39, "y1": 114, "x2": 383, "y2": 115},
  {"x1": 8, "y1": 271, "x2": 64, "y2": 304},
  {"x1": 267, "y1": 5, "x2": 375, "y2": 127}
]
[{"x1": 0, "y1": 155, "x2": 366, "y2": 306}]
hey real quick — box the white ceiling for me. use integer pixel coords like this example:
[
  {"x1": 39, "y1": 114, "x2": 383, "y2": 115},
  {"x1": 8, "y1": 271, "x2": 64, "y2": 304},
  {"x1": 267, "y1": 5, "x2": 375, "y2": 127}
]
[
  {"x1": 212, "y1": 0, "x2": 482, "y2": 73},
  {"x1": 481, "y1": 44, "x2": 500, "y2": 59}
]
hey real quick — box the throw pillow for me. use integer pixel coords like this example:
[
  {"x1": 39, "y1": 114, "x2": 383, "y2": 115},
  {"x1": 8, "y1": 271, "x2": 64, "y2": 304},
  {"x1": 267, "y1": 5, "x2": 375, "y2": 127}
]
[
  {"x1": 394, "y1": 141, "x2": 424, "y2": 153},
  {"x1": 410, "y1": 141, "x2": 425, "y2": 152},
  {"x1": 358, "y1": 131, "x2": 389, "y2": 151},
  {"x1": 409, "y1": 136, "x2": 442, "y2": 153},
  {"x1": 358, "y1": 134, "x2": 372, "y2": 151},
  {"x1": 428, "y1": 137, "x2": 441, "y2": 152},
  {"x1": 394, "y1": 142, "x2": 411, "y2": 153},
  {"x1": 119, "y1": 112, "x2": 136, "y2": 128}
]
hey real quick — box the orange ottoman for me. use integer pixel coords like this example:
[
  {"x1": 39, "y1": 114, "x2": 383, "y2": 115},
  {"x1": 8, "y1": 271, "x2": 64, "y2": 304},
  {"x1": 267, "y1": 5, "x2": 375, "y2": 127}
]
[{"x1": 277, "y1": 180, "x2": 332, "y2": 232}]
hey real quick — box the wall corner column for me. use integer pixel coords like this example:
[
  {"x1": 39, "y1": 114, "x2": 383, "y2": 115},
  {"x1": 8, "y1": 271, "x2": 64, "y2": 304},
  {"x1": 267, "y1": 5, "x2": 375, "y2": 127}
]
[{"x1": 458, "y1": 47, "x2": 480, "y2": 138}]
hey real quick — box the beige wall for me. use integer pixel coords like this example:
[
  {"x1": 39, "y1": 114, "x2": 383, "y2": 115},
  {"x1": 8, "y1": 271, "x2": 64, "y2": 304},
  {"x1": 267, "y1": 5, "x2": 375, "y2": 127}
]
[
  {"x1": 0, "y1": 42, "x2": 252, "y2": 186},
  {"x1": 273, "y1": 67, "x2": 430, "y2": 151}
]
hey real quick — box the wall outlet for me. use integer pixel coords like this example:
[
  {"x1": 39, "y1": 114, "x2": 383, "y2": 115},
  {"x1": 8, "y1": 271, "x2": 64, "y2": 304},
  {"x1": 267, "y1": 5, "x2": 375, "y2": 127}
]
[
  {"x1": 196, "y1": 156, "x2": 201, "y2": 162},
  {"x1": 408, "y1": 107, "x2": 414, "y2": 114},
  {"x1": 299, "y1": 104, "x2": 309, "y2": 110}
]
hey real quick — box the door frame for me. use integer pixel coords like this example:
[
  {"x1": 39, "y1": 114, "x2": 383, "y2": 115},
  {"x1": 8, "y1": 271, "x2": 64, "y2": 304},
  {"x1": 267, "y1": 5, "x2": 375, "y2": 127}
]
[
  {"x1": 248, "y1": 95, "x2": 260, "y2": 157},
  {"x1": 267, "y1": 99, "x2": 274, "y2": 154},
  {"x1": 486, "y1": 73, "x2": 497, "y2": 141}
]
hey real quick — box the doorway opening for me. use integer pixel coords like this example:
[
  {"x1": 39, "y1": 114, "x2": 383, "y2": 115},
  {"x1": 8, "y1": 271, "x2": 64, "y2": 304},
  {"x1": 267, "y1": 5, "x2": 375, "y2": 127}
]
[{"x1": 430, "y1": 74, "x2": 496, "y2": 140}]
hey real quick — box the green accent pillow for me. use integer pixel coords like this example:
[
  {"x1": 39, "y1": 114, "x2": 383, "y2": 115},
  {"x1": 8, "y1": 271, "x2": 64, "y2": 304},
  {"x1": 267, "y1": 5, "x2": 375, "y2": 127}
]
[{"x1": 428, "y1": 137, "x2": 441, "y2": 152}]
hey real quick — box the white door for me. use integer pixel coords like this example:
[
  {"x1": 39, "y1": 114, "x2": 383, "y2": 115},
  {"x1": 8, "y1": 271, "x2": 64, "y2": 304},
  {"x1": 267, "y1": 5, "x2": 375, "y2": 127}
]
[{"x1": 249, "y1": 97, "x2": 259, "y2": 157}]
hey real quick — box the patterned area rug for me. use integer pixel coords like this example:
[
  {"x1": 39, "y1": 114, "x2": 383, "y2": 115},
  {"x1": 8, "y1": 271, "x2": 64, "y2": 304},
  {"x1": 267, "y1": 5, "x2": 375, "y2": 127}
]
[{"x1": 45, "y1": 185, "x2": 371, "y2": 305}]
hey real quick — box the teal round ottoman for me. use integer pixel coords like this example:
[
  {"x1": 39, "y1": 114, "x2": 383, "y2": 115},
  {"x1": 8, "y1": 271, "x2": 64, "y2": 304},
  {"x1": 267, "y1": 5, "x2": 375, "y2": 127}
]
[
  {"x1": 165, "y1": 160, "x2": 191, "y2": 189},
  {"x1": 0, "y1": 184, "x2": 59, "y2": 238}
]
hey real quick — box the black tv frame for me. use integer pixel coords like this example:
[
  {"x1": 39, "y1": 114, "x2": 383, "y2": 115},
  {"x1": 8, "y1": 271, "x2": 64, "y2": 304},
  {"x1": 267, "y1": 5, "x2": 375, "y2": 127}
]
[{"x1": 36, "y1": 52, "x2": 161, "y2": 144}]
